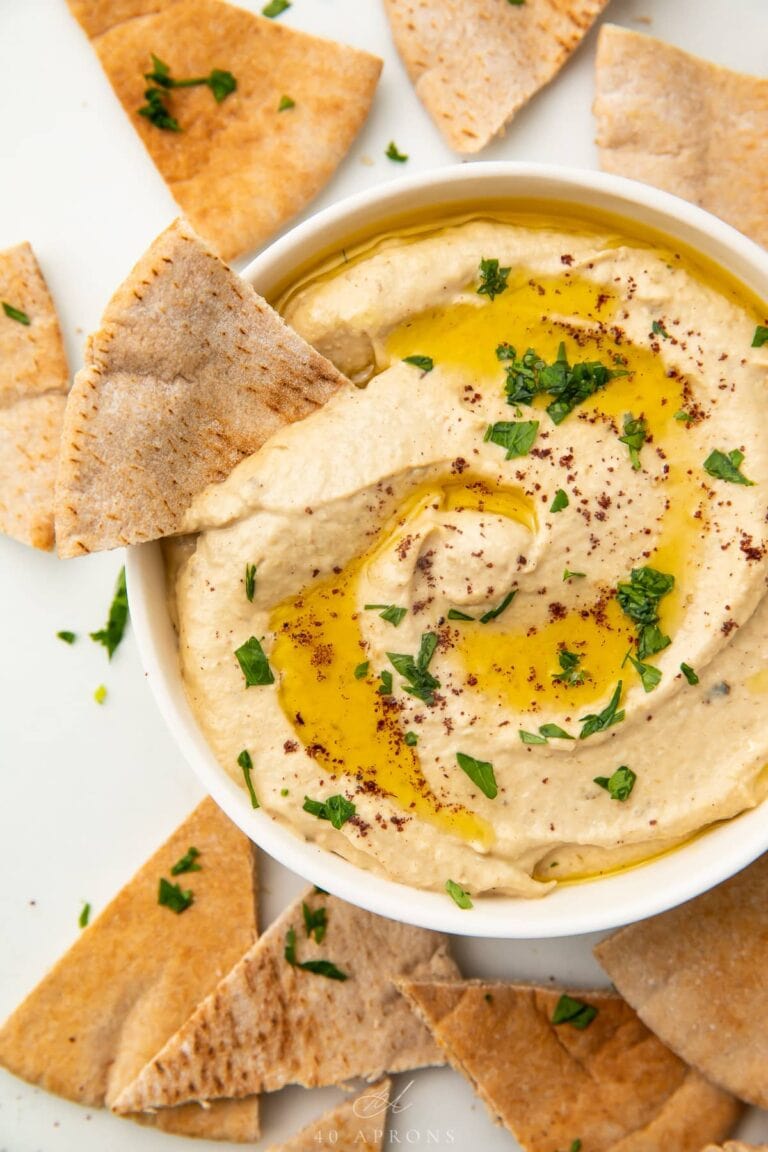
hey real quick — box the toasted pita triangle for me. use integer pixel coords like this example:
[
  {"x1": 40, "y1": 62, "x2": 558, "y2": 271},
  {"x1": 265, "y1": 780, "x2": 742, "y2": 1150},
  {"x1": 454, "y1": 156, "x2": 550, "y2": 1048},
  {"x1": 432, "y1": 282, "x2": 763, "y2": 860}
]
[
  {"x1": 113, "y1": 887, "x2": 458, "y2": 1113},
  {"x1": 55, "y1": 218, "x2": 347, "y2": 557},
  {"x1": 68, "y1": 0, "x2": 381, "y2": 260},
  {"x1": 400, "y1": 979, "x2": 740, "y2": 1152},
  {"x1": 0, "y1": 797, "x2": 260, "y2": 1141},
  {"x1": 594, "y1": 24, "x2": 768, "y2": 248},
  {"x1": 0, "y1": 242, "x2": 68, "y2": 550},
  {"x1": 384, "y1": 0, "x2": 609, "y2": 154},
  {"x1": 268, "y1": 1080, "x2": 391, "y2": 1152},
  {"x1": 595, "y1": 852, "x2": 768, "y2": 1109}
]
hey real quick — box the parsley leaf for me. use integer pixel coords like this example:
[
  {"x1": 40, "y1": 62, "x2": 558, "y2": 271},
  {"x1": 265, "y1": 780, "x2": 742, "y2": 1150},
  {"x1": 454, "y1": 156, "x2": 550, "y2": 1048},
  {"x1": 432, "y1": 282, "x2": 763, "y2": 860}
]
[
  {"x1": 618, "y1": 412, "x2": 648, "y2": 470},
  {"x1": 680, "y1": 662, "x2": 699, "y2": 685},
  {"x1": 378, "y1": 669, "x2": 393, "y2": 695},
  {"x1": 57, "y1": 630, "x2": 76, "y2": 644},
  {"x1": 78, "y1": 902, "x2": 91, "y2": 928},
  {"x1": 651, "y1": 319, "x2": 669, "y2": 340},
  {"x1": 278, "y1": 94, "x2": 296, "y2": 111},
  {"x1": 402, "y1": 354, "x2": 434, "y2": 373},
  {"x1": 456, "y1": 752, "x2": 497, "y2": 799},
  {"x1": 480, "y1": 588, "x2": 517, "y2": 623},
  {"x1": 674, "y1": 408, "x2": 693, "y2": 423},
  {"x1": 627, "y1": 652, "x2": 662, "y2": 693},
  {"x1": 552, "y1": 648, "x2": 588, "y2": 687},
  {"x1": 499, "y1": 341, "x2": 627, "y2": 424},
  {"x1": 616, "y1": 566, "x2": 674, "y2": 659},
  {"x1": 579, "y1": 681, "x2": 625, "y2": 739},
  {"x1": 484, "y1": 420, "x2": 539, "y2": 459},
  {"x1": 498, "y1": 344, "x2": 548, "y2": 404},
  {"x1": 594, "y1": 765, "x2": 636, "y2": 801},
  {"x1": 552, "y1": 994, "x2": 598, "y2": 1029},
  {"x1": 138, "y1": 87, "x2": 181, "y2": 131},
  {"x1": 563, "y1": 569, "x2": 586, "y2": 581},
  {"x1": 477, "y1": 258, "x2": 510, "y2": 300},
  {"x1": 303, "y1": 794, "x2": 356, "y2": 830},
  {"x1": 448, "y1": 608, "x2": 475, "y2": 621},
  {"x1": 207, "y1": 70, "x2": 237, "y2": 102},
  {"x1": 262, "y1": 0, "x2": 290, "y2": 15},
  {"x1": 158, "y1": 877, "x2": 194, "y2": 914},
  {"x1": 302, "y1": 901, "x2": 327, "y2": 943},
  {"x1": 538, "y1": 723, "x2": 574, "y2": 740},
  {"x1": 445, "y1": 879, "x2": 473, "y2": 909},
  {"x1": 237, "y1": 749, "x2": 260, "y2": 808},
  {"x1": 704, "y1": 448, "x2": 755, "y2": 486},
  {"x1": 364, "y1": 603, "x2": 407, "y2": 626},
  {"x1": 235, "y1": 636, "x2": 274, "y2": 686},
  {"x1": 404, "y1": 730, "x2": 418, "y2": 746},
  {"x1": 90, "y1": 567, "x2": 129, "y2": 659},
  {"x1": 550, "y1": 489, "x2": 569, "y2": 513},
  {"x1": 2, "y1": 301, "x2": 30, "y2": 325},
  {"x1": 751, "y1": 325, "x2": 768, "y2": 348},
  {"x1": 386, "y1": 141, "x2": 408, "y2": 162},
  {"x1": 354, "y1": 661, "x2": 369, "y2": 679},
  {"x1": 171, "y1": 846, "x2": 201, "y2": 875},
  {"x1": 284, "y1": 925, "x2": 348, "y2": 980},
  {"x1": 386, "y1": 632, "x2": 440, "y2": 704},
  {"x1": 245, "y1": 562, "x2": 257, "y2": 602},
  {"x1": 519, "y1": 729, "x2": 548, "y2": 745}
]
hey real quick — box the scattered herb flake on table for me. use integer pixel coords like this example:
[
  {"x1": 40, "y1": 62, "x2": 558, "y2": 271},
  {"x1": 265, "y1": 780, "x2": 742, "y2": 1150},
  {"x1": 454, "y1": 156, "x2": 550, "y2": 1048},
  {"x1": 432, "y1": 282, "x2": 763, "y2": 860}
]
[
  {"x1": 386, "y1": 141, "x2": 408, "y2": 162},
  {"x1": 262, "y1": 0, "x2": 291, "y2": 16},
  {"x1": 93, "y1": 684, "x2": 107, "y2": 705},
  {"x1": 57, "y1": 630, "x2": 76, "y2": 644},
  {"x1": 78, "y1": 902, "x2": 91, "y2": 928},
  {"x1": 91, "y1": 566, "x2": 129, "y2": 659}
]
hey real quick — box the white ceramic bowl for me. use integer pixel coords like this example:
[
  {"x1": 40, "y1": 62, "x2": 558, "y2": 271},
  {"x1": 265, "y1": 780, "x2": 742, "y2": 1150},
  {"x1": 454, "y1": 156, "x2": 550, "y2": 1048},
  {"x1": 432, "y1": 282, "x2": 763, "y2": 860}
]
[{"x1": 127, "y1": 163, "x2": 768, "y2": 938}]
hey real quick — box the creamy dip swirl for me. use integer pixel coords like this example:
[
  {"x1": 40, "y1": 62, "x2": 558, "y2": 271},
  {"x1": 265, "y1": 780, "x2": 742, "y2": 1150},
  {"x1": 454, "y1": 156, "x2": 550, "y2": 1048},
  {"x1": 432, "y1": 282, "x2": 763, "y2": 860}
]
[{"x1": 174, "y1": 217, "x2": 768, "y2": 898}]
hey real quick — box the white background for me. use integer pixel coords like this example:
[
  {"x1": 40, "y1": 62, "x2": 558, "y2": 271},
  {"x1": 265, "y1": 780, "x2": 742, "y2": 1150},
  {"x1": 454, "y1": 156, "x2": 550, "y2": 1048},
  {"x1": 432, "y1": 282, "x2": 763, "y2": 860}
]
[{"x1": 1, "y1": 0, "x2": 767, "y2": 1148}]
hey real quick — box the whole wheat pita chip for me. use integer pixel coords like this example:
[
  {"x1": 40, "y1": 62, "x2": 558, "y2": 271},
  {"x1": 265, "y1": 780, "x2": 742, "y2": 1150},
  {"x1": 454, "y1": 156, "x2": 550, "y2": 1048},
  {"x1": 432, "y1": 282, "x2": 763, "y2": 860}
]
[
  {"x1": 68, "y1": 0, "x2": 173, "y2": 38},
  {"x1": 0, "y1": 797, "x2": 260, "y2": 1142},
  {"x1": 55, "y1": 218, "x2": 347, "y2": 558},
  {"x1": 400, "y1": 980, "x2": 741, "y2": 1152},
  {"x1": 267, "y1": 1080, "x2": 391, "y2": 1152},
  {"x1": 595, "y1": 852, "x2": 768, "y2": 1109},
  {"x1": 384, "y1": 0, "x2": 609, "y2": 154},
  {"x1": 113, "y1": 887, "x2": 458, "y2": 1113},
  {"x1": 594, "y1": 24, "x2": 768, "y2": 249},
  {"x1": 69, "y1": 0, "x2": 381, "y2": 260},
  {"x1": 0, "y1": 243, "x2": 68, "y2": 550}
]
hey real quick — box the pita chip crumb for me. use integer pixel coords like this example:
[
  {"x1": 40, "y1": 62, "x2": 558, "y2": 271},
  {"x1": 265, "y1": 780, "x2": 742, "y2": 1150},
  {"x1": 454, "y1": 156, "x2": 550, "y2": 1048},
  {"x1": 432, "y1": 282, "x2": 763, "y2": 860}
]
[
  {"x1": 384, "y1": 0, "x2": 610, "y2": 154},
  {"x1": 595, "y1": 852, "x2": 768, "y2": 1109},
  {"x1": 594, "y1": 24, "x2": 768, "y2": 248},
  {"x1": 0, "y1": 797, "x2": 260, "y2": 1142},
  {"x1": 267, "y1": 1079, "x2": 391, "y2": 1152},
  {"x1": 55, "y1": 217, "x2": 347, "y2": 558},
  {"x1": 68, "y1": 0, "x2": 381, "y2": 259},
  {"x1": 0, "y1": 242, "x2": 68, "y2": 550},
  {"x1": 113, "y1": 887, "x2": 458, "y2": 1113},
  {"x1": 399, "y1": 979, "x2": 741, "y2": 1152}
]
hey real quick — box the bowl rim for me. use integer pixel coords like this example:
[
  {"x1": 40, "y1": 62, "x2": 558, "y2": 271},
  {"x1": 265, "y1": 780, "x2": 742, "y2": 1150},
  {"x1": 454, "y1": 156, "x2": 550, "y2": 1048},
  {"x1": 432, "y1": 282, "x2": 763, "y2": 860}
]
[{"x1": 127, "y1": 161, "x2": 768, "y2": 938}]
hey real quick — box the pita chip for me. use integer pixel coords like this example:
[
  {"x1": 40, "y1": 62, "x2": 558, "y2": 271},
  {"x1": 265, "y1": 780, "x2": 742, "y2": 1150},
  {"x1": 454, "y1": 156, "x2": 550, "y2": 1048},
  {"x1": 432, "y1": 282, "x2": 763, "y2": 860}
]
[
  {"x1": 595, "y1": 852, "x2": 768, "y2": 1109},
  {"x1": 55, "y1": 217, "x2": 347, "y2": 558},
  {"x1": 0, "y1": 797, "x2": 260, "y2": 1142},
  {"x1": 594, "y1": 24, "x2": 768, "y2": 248},
  {"x1": 0, "y1": 242, "x2": 68, "y2": 550},
  {"x1": 384, "y1": 0, "x2": 609, "y2": 154},
  {"x1": 113, "y1": 887, "x2": 458, "y2": 1113},
  {"x1": 399, "y1": 979, "x2": 741, "y2": 1152},
  {"x1": 70, "y1": 0, "x2": 381, "y2": 260},
  {"x1": 267, "y1": 1080, "x2": 391, "y2": 1152},
  {"x1": 703, "y1": 1145, "x2": 768, "y2": 1152}
]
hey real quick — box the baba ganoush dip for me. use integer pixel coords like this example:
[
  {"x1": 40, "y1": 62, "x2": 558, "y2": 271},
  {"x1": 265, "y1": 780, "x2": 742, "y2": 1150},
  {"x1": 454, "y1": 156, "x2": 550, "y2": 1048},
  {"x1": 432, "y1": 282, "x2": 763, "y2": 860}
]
[{"x1": 171, "y1": 213, "x2": 768, "y2": 899}]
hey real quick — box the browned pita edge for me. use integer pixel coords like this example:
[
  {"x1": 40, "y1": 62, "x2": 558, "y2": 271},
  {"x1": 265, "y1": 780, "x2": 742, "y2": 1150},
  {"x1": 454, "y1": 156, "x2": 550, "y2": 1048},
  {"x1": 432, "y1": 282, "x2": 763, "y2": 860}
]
[
  {"x1": 399, "y1": 979, "x2": 741, "y2": 1152},
  {"x1": 384, "y1": 0, "x2": 609, "y2": 155},
  {"x1": 703, "y1": 1144, "x2": 768, "y2": 1151},
  {"x1": 54, "y1": 217, "x2": 347, "y2": 558},
  {"x1": 113, "y1": 887, "x2": 459, "y2": 1114},
  {"x1": 267, "y1": 1079, "x2": 392, "y2": 1152},
  {"x1": 595, "y1": 852, "x2": 768, "y2": 1110},
  {"x1": 0, "y1": 242, "x2": 68, "y2": 550},
  {"x1": 0, "y1": 797, "x2": 260, "y2": 1142},
  {"x1": 594, "y1": 24, "x2": 768, "y2": 249},
  {"x1": 70, "y1": 0, "x2": 381, "y2": 261}
]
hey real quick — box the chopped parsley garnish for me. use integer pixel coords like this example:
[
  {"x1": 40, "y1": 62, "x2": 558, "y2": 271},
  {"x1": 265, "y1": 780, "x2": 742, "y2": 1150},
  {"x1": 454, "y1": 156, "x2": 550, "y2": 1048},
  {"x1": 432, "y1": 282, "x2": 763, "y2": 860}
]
[
  {"x1": 538, "y1": 723, "x2": 574, "y2": 740},
  {"x1": 404, "y1": 731, "x2": 418, "y2": 746},
  {"x1": 616, "y1": 566, "x2": 674, "y2": 659},
  {"x1": 704, "y1": 448, "x2": 755, "y2": 486},
  {"x1": 378, "y1": 669, "x2": 393, "y2": 695},
  {"x1": 579, "y1": 681, "x2": 624, "y2": 740},
  {"x1": 235, "y1": 636, "x2": 275, "y2": 686},
  {"x1": 484, "y1": 419, "x2": 539, "y2": 459},
  {"x1": 302, "y1": 901, "x2": 327, "y2": 943},
  {"x1": 354, "y1": 661, "x2": 369, "y2": 679},
  {"x1": 284, "y1": 926, "x2": 348, "y2": 980},
  {"x1": 680, "y1": 662, "x2": 699, "y2": 685},
  {"x1": 237, "y1": 749, "x2": 260, "y2": 808},
  {"x1": 552, "y1": 994, "x2": 598, "y2": 1029},
  {"x1": 618, "y1": 412, "x2": 648, "y2": 470},
  {"x1": 563, "y1": 569, "x2": 586, "y2": 581},
  {"x1": 569, "y1": 1142, "x2": 582, "y2": 1152},
  {"x1": 402, "y1": 354, "x2": 434, "y2": 373},
  {"x1": 262, "y1": 0, "x2": 291, "y2": 16},
  {"x1": 144, "y1": 54, "x2": 236, "y2": 102},
  {"x1": 506, "y1": 0, "x2": 525, "y2": 5},
  {"x1": 364, "y1": 603, "x2": 407, "y2": 626},
  {"x1": 674, "y1": 409, "x2": 693, "y2": 423},
  {"x1": 78, "y1": 902, "x2": 91, "y2": 928},
  {"x1": 500, "y1": 340, "x2": 628, "y2": 424},
  {"x1": 751, "y1": 325, "x2": 768, "y2": 348},
  {"x1": 497, "y1": 344, "x2": 547, "y2": 405},
  {"x1": 651, "y1": 319, "x2": 669, "y2": 340},
  {"x1": 480, "y1": 588, "x2": 517, "y2": 624},
  {"x1": 445, "y1": 879, "x2": 473, "y2": 909},
  {"x1": 138, "y1": 86, "x2": 180, "y2": 131},
  {"x1": 57, "y1": 630, "x2": 76, "y2": 644},
  {"x1": 158, "y1": 877, "x2": 194, "y2": 914},
  {"x1": 627, "y1": 652, "x2": 662, "y2": 693},
  {"x1": 91, "y1": 566, "x2": 129, "y2": 659},
  {"x1": 519, "y1": 729, "x2": 548, "y2": 745},
  {"x1": 386, "y1": 632, "x2": 440, "y2": 705},
  {"x1": 477, "y1": 258, "x2": 510, "y2": 300},
  {"x1": 385, "y1": 141, "x2": 408, "y2": 162},
  {"x1": 550, "y1": 489, "x2": 569, "y2": 513},
  {"x1": 448, "y1": 608, "x2": 475, "y2": 621},
  {"x1": 303, "y1": 794, "x2": 356, "y2": 830},
  {"x1": 2, "y1": 301, "x2": 30, "y2": 325},
  {"x1": 171, "y1": 846, "x2": 201, "y2": 875},
  {"x1": 594, "y1": 765, "x2": 636, "y2": 801},
  {"x1": 93, "y1": 684, "x2": 107, "y2": 705},
  {"x1": 278, "y1": 94, "x2": 296, "y2": 111},
  {"x1": 245, "y1": 563, "x2": 257, "y2": 602},
  {"x1": 552, "y1": 649, "x2": 588, "y2": 687},
  {"x1": 456, "y1": 752, "x2": 497, "y2": 799}
]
